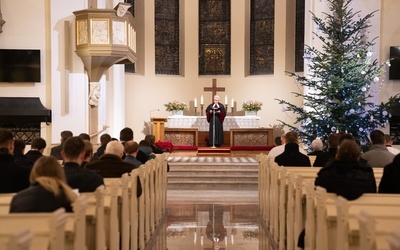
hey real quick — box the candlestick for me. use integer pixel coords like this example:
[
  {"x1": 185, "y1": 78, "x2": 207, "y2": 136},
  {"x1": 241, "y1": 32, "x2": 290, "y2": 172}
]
[
  {"x1": 194, "y1": 107, "x2": 197, "y2": 116},
  {"x1": 194, "y1": 97, "x2": 197, "y2": 108},
  {"x1": 225, "y1": 95, "x2": 228, "y2": 105},
  {"x1": 200, "y1": 95, "x2": 204, "y2": 105},
  {"x1": 231, "y1": 106, "x2": 234, "y2": 116},
  {"x1": 201, "y1": 104, "x2": 204, "y2": 116}
]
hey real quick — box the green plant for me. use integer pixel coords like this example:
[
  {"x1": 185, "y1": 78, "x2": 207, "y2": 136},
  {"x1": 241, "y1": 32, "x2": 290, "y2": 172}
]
[
  {"x1": 164, "y1": 101, "x2": 187, "y2": 111},
  {"x1": 242, "y1": 100, "x2": 263, "y2": 111}
]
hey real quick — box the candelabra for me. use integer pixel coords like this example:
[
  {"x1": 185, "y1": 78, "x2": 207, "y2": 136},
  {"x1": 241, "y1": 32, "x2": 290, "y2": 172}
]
[
  {"x1": 201, "y1": 104, "x2": 204, "y2": 116},
  {"x1": 194, "y1": 107, "x2": 197, "y2": 116}
]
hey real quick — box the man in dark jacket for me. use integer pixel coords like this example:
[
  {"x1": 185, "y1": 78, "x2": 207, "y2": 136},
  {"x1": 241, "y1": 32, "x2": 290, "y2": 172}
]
[
  {"x1": 25, "y1": 137, "x2": 46, "y2": 166},
  {"x1": 50, "y1": 130, "x2": 73, "y2": 160},
  {"x1": 313, "y1": 133, "x2": 340, "y2": 167},
  {"x1": 315, "y1": 139, "x2": 377, "y2": 200},
  {"x1": 119, "y1": 127, "x2": 148, "y2": 164},
  {"x1": 86, "y1": 140, "x2": 142, "y2": 197},
  {"x1": 0, "y1": 128, "x2": 30, "y2": 193},
  {"x1": 275, "y1": 131, "x2": 311, "y2": 167},
  {"x1": 62, "y1": 136, "x2": 104, "y2": 192},
  {"x1": 379, "y1": 153, "x2": 400, "y2": 193}
]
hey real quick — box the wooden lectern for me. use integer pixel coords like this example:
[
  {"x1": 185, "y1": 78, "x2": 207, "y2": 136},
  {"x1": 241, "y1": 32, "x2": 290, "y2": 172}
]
[{"x1": 151, "y1": 117, "x2": 167, "y2": 142}]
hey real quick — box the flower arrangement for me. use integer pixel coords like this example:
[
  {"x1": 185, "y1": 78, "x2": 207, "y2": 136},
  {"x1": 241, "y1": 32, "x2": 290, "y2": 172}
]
[
  {"x1": 242, "y1": 100, "x2": 263, "y2": 111},
  {"x1": 164, "y1": 101, "x2": 187, "y2": 111},
  {"x1": 154, "y1": 140, "x2": 174, "y2": 153}
]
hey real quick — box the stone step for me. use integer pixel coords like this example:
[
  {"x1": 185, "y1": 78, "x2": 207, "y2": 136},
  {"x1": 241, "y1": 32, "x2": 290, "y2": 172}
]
[
  {"x1": 168, "y1": 175, "x2": 257, "y2": 182},
  {"x1": 167, "y1": 156, "x2": 259, "y2": 191},
  {"x1": 168, "y1": 169, "x2": 258, "y2": 176}
]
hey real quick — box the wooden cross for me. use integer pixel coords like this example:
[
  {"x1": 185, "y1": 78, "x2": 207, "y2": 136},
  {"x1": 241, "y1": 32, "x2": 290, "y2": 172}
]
[{"x1": 203, "y1": 79, "x2": 225, "y2": 101}]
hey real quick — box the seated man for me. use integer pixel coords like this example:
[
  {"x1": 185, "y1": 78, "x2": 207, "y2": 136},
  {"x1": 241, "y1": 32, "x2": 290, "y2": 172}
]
[
  {"x1": 384, "y1": 134, "x2": 400, "y2": 155},
  {"x1": 86, "y1": 140, "x2": 142, "y2": 197},
  {"x1": 308, "y1": 139, "x2": 324, "y2": 156},
  {"x1": 50, "y1": 130, "x2": 73, "y2": 160},
  {"x1": 379, "y1": 154, "x2": 400, "y2": 193},
  {"x1": 361, "y1": 129, "x2": 394, "y2": 167},
  {"x1": 123, "y1": 141, "x2": 142, "y2": 168},
  {"x1": 268, "y1": 133, "x2": 307, "y2": 159},
  {"x1": 25, "y1": 137, "x2": 46, "y2": 166},
  {"x1": 62, "y1": 137, "x2": 104, "y2": 192},
  {"x1": 275, "y1": 131, "x2": 311, "y2": 167},
  {"x1": 0, "y1": 128, "x2": 30, "y2": 193},
  {"x1": 313, "y1": 133, "x2": 340, "y2": 167}
]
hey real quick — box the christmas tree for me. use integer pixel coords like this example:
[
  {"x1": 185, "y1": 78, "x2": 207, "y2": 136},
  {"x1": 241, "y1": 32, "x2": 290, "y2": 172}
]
[{"x1": 276, "y1": 0, "x2": 390, "y2": 150}]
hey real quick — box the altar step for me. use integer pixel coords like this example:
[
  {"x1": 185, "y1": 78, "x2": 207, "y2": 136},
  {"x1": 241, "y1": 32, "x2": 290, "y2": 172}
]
[
  {"x1": 167, "y1": 157, "x2": 258, "y2": 190},
  {"x1": 197, "y1": 146, "x2": 230, "y2": 156}
]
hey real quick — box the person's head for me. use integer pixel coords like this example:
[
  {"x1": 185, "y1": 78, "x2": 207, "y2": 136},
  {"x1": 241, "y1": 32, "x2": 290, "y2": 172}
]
[
  {"x1": 119, "y1": 127, "x2": 134, "y2": 142},
  {"x1": 285, "y1": 131, "x2": 298, "y2": 144},
  {"x1": 274, "y1": 136, "x2": 282, "y2": 146},
  {"x1": 30, "y1": 156, "x2": 77, "y2": 202},
  {"x1": 78, "y1": 133, "x2": 91, "y2": 141},
  {"x1": 336, "y1": 139, "x2": 361, "y2": 162},
  {"x1": 31, "y1": 137, "x2": 47, "y2": 152},
  {"x1": 339, "y1": 133, "x2": 355, "y2": 145},
  {"x1": 213, "y1": 95, "x2": 220, "y2": 104},
  {"x1": 384, "y1": 134, "x2": 393, "y2": 146},
  {"x1": 83, "y1": 140, "x2": 93, "y2": 161},
  {"x1": 369, "y1": 130, "x2": 385, "y2": 145},
  {"x1": 13, "y1": 140, "x2": 26, "y2": 155},
  {"x1": 281, "y1": 133, "x2": 287, "y2": 144},
  {"x1": 61, "y1": 136, "x2": 85, "y2": 163},
  {"x1": 100, "y1": 133, "x2": 112, "y2": 146},
  {"x1": 311, "y1": 139, "x2": 323, "y2": 152},
  {"x1": 60, "y1": 130, "x2": 73, "y2": 144},
  {"x1": 327, "y1": 133, "x2": 340, "y2": 148},
  {"x1": 0, "y1": 128, "x2": 14, "y2": 154},
  {"x1": 124, "y1": 141, "x2": 139, "y2": 155},
  {"x1": 105, "y1": 140, "x2": 125, "y2": 158},
  {"x1": 139, "y1": 140, "x2": 151, "y2": 147},
  {"x1": 145, "y1": 134, "x2": 156, "y2": 146}
]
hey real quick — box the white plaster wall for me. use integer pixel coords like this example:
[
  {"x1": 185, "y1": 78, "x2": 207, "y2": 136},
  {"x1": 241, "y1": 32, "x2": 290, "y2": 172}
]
[{"x1": 50, "y1": 0, "x2": 89, "y2": 144}]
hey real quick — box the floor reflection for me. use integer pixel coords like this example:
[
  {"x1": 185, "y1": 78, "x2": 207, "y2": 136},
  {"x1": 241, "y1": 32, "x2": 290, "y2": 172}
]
[{"x1": 162, "y1": 203, "x2": 264, "y2": 250}]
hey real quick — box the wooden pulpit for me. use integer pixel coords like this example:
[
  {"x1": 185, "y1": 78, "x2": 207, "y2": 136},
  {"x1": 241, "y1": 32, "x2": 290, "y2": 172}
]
[{"x1": 151, "y1": 117, "x2": 167, "y2": 142}]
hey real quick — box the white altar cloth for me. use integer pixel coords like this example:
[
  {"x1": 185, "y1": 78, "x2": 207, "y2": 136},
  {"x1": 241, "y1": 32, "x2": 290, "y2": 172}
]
[{"x1": 167, "y1": 115, "x2": 260, "y2": 131}]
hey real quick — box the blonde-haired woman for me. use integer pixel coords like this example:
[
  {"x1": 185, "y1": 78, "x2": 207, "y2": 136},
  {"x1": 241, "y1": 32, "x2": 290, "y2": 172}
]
[{"x1": 9, "y1": 156, "x2": 77, "y2": 213}]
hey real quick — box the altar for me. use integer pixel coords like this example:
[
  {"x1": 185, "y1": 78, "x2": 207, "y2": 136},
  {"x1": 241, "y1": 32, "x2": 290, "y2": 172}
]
[
  {"x1": 167, "y1": 115, "x2": 260, "y2": 131},
  {"x1": 164, "y1": 115, "x2": 272, "y2": 147}
]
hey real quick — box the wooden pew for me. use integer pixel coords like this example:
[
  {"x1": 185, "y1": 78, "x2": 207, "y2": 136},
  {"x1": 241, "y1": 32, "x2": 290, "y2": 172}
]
[
  {"x1": 358, "y1": 209, "x2": 400, "y2": 250},
  {"x1": 314, "y1": 187, "x2": 400, "y2": 250},
  {"x1": 387, "y1": 228, "x2": 400, "y2": 250},
  {"x1": 1, "y1": 227, "x2": 33, "y2": 250},
  {"x1": 0, "y1": 208, "x2": 67, "y2": 250}
]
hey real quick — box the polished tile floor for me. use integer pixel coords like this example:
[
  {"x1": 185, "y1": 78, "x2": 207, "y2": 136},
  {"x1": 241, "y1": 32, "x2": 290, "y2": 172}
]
[{"x1": 149, "y1": 190, "x2": 276, "y2": 250}]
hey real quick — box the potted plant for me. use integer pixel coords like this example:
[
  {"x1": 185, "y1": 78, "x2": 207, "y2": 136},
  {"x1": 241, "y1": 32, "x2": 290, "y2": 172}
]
[
  {"x1": 242, "y1": 100, "x2": 262, "y2": 116},
  {"x1": 164, "y1": 101, "x2": 187, "y2": 116}
]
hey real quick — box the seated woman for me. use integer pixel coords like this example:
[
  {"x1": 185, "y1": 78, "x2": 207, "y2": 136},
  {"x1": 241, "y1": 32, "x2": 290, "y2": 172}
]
[{"x1": 9, "y1": 156, "x2": 77, "y2": 213}]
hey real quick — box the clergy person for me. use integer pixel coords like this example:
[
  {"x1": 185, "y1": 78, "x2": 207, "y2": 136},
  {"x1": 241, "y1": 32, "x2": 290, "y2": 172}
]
[{"x1": 206, "y1": 95, "x2": 226, "y2": 147}]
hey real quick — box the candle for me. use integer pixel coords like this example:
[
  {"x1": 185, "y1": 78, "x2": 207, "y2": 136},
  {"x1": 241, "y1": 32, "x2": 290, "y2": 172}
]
[
  {"x1": 225, "y1": 95, "x2": 228, "y2": 105},
  {"x1": 200, "y1": 95, "x2": 204, "y2": 105},
  {"x1": 194, "y1": 97, "x2": 197, "y2": 107},
  {"x1": 231, "y1": 98, "x2": 234, "y2": 108}
]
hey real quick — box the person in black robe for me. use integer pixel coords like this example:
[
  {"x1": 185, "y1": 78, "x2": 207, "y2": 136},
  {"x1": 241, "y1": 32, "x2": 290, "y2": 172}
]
[{"x1": 206, "y1": 95, "x2": 226, "y2": 147}]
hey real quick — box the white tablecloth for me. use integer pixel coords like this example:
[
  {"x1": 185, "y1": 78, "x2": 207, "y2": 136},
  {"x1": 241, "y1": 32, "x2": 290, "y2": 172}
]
[{"x1": 167, "y1": 115, "x2": 260, "y2": 131}]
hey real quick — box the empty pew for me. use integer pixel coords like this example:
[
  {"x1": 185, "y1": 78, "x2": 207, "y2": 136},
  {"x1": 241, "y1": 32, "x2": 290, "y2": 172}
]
[
  {"x1": 314, "y1": 187, "x2": 400, "y2": 250},
  {"x1": 0, "y1": 208, "x2": 67, "y2": 250},
  {"x1": 387, "y1": 228, "x2": 400, "y2": 250},
  {"x1": 1, "y1": 227, "x2": 33, "y2": 250}
]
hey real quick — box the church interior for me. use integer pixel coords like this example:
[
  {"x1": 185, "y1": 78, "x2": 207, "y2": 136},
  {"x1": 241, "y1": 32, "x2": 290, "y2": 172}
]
[{"x1": 1, "y1": 0, "x2": 400, "y2": 249}]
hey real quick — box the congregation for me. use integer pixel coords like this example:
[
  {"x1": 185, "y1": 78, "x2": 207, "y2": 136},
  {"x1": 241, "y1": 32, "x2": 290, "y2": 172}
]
[
  {"x1": 1, "y1": 126, "x2": 400, "y2": 249},
  {"x1": 0, "y1": 127, "x2": 165, "y2": 212}
]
